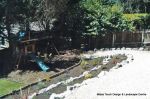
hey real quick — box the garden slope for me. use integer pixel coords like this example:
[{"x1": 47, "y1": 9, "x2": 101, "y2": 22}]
[{"x1": 65, "y1": 50, "x2": 150, "y2": 99}]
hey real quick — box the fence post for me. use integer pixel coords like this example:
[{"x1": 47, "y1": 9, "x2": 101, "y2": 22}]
[{"x1": 112, "y1": 33, "x2": 115, "y2": 47}]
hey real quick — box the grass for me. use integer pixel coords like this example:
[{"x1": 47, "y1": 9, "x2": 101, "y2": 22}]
[{"x1": 0, "y1": 79, "x2": 23, "y2": 96}]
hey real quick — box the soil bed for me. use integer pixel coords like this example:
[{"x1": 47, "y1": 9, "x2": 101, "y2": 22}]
[
  {"x1": 33, "y1": 54, "x2": 127, "y2": 99},
  {"x1": 1, "y1": 50, "x2": 79, "y2": 99},
  {"x1": 3, "y1": 51, "x2": 126, "y2": 99}
]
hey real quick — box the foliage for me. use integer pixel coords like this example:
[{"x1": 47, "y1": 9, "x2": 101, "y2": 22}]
[
  {"x1": 0, "y1": 0, "x2": 149, "y2": 43},
  {"x1": 80, "y1": 59, "x2": 89, "y2": 70},
  {"x1": 80, "y1": 57, "x2": 103, "y2": 69},
  {"x1": 84, "y1": 73, "x2": 93, "y2": 79},
  {"x1": 58, "y1": 3, "x2": 86, "y2": 48},
  {"x1": 123, "y1": 13, "x2": 149, "y2": 21},
  {"x1": 120, "y1": 0, "x2": 150, "y2": 13},
  {"x1": 0, "y1": 0, "x2": 72, "y2": 40},
  {"x1": 145, "y1": 15, "x2": 150, "y2": 29},
  {"x1": 80, "y1": 0, "x2": 134, "y2": 36},
  {"x1": 91, "y1": 57, "x2": 103, "y2": 66},
  {"x1": 0, "y1": 0, "x2": 150, "y2": 73},
  {"x1": 0, "y1": 0, "x2": 7, "y2": 38},
  {"x1": 123, "y1": 13, "x2": 149, "y2": 29}
]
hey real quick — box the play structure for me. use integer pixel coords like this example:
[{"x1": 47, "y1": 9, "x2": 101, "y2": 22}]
[
  {"x1": 29, "y1": 53, "x2": 49, "y2": 72},
  {"x1": 15, "y1": 31, "x2": 53, "y2": 71}
]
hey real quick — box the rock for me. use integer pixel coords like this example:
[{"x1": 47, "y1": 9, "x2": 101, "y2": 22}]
[
  {"x1": 28, "y1": 93, "x2": 37, "y2": 99},
  {"x1": 121, "y1": 47, "x2": 125, "y2": 50},
  {"x1": 116, "y1": 48, "x2": 121, "y2": 50},
  {"x1": 69, "y1": 86, "x2": 74, "y2": 91},
  {"x1": 49, "y1": 93, "x2": 57, "y2": 99},
  {"x1": 118, "y1": 64, "x2": 122, "y2": 68},
  {"x1": 94, "y1": 48, "x2": 97, "y2": 52},
  {"x1": 83, "y1": 71, "x2": 90, "y2": 76},
  {"x1": 103, "y1": 59, "x2": 109, "y2": 65},
  {"x1": 126, "y1": 48, "x2": 131, "y2": 50},
  {"x1": 139, "y1": 47, "x2": 144, "y2": 51},
  {"x1": 82, "y1": 54, "x2": 91, "y2": 59},
  {"x1": 112, "y1": 48, "x2": 116, "y2": 50},
  {"x1": 105, "y1": 48, "x2": 109, "y2": 51},
  {"x1": 46, "y1": 82, "x2": 62, "y2": 91},
  {"x1": 38, "y1": 88, "x2": 47, "y2": 94},
  {"x1": 102, "y1": 67, "x2": 107, "y2": 70},
  {"x1": 64, "y1": 77, "x2": 74, "y2": 84},
  {"x1": 91, "y1": 67, "x2": 98, "y2": 71},
  {"x1": 126, "y1": 61, "x2": 129, "y2": 63}
]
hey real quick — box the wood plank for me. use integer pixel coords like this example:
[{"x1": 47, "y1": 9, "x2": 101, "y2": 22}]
[{"x1": 20, "y1": 36, "x2": 52, "y2": 43}]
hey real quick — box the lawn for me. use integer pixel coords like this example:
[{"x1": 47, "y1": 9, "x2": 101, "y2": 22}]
[{"x1": 0, "y1": 79, "x2": 23, "y2": 96}]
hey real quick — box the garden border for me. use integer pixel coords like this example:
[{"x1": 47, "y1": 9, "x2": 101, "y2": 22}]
[{"x1": 0, "y1": 58, "x2": 82, "y2": 98}]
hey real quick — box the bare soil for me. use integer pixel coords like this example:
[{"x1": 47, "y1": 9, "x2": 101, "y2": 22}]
[
  {"x1": 3, "y1": 51, "x2": 127, "y2": 99},
  {"x1": 6, "y1": 50, "x2": 80, "y2": 85}
]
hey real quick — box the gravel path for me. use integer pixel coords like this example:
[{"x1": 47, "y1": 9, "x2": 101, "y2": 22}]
[{"x1": 63, "y1": 50, "x2": 150, "y2": 99}]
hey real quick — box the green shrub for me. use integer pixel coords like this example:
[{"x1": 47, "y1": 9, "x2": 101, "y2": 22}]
[
  {"x1": 91, "y1": 58, "x2": 103, "y2": 66},
  {"x1": 80, "y1": 59, "x2": 89, "y2": 70},
  {"x1": 84, "y1": 73, "x2": 93, "y2": 79},
  {"x1": 91, "y1": 59, "x2": 99, "y2": 66}
]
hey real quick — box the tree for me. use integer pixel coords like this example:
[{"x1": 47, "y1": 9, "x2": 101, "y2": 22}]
[
  {"x1": 46, "y1": 1, "x2": 86, "y2": 49},
  {"x1": 62, "y1": 3, "x2": 86, "y2": 48},
  {"x1": 34, "y1": 0, "x2": 71, "y2": 32},
  {"x1": 123, "y1": 13, "x2": 149, "y2": 30},
  {"x1": 80, "y1": 0, "x2": 134, "y2": 36},
  {"x1": 120, "y1": 0, "x2": 150, "y2": 13}
]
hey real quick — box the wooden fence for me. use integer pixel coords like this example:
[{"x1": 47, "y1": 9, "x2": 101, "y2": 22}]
[
  {"x1": 81, "y1": 31, "x2": 144, "y2": 49},
  {"x1": 113, "y1": 32, "x2": 142, "y2": 47}
]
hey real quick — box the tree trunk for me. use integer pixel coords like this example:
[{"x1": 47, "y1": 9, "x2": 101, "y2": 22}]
[{"x1": 46, "y1": 21, "x2": 50, "y2": 32}]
